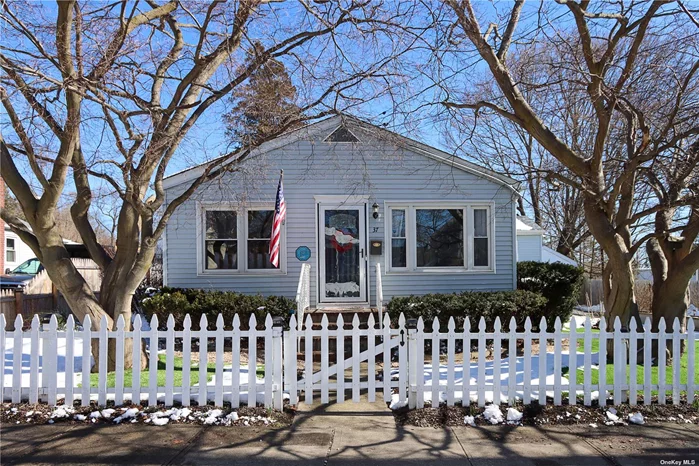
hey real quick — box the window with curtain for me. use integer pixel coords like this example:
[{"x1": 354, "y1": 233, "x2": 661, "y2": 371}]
[
  {"x1": 247, "y1": 210, "x2": 275, "y2": 269},
  {"x1": 205, "y1": 210, "x2": 237, "y2": 270}
]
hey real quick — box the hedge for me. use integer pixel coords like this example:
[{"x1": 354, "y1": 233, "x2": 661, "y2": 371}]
[
  {"x1": 516, "y1": 261, "x2": 584, "y2": 324},
  {"x1": 386, "y1": 290, "x2": 549, "y2": 331},
  {"x1": 141, "y1": 287, "x2": 296, "y2": 329}
]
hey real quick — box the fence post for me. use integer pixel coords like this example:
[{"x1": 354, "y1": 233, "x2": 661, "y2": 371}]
[
  {"x1": 285, "y1": 315, "x2": 298, "y2": 407},
  {"x1": 51, "y1": 283, "x2": 59, "y2": 310},
  {"x1": 46, "y1": 315, "x2": 58, "y2": 405},
  {"x1": 14, "y1": 288, "x2": 23, "y2": 325},
  {"x1": 407, "y1": 318, "x2": 417, "y2": 409},
  {"x1": 272, "y1": 316, "x2": 284, "y2": 410}
]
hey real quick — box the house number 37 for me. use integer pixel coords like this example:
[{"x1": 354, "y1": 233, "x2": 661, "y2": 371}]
[{"x1": 372, "y1": 227, "x2": 379, "y2": 233}]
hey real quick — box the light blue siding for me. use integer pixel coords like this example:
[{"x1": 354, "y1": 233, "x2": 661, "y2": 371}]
[
  {"x1": 164, "y1": 123, "x2": 518, "y2": 306},
  {"x1": 516, "y1": 235, "x2": 543, "y2": 262}
]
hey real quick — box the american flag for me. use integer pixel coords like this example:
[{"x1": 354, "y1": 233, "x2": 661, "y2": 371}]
[{"x1": 269, "y1": 171, "x2": 286, "y2": 267}]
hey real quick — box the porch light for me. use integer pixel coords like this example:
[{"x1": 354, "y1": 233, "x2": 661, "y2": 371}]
[
  {"x1": 372, "y1": 202, "x2": 379, "y2": 219},
  {"x1": 407, "y1": 318, "x2": 418, "y2": 330}
]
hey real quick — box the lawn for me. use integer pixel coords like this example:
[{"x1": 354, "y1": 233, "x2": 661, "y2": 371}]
[
  {"x1": 562, "y1": 327, "x2": 699, "y2": 389},
  {"x1": 85, "y1": 355, "x2": 264, "y2": 388}
]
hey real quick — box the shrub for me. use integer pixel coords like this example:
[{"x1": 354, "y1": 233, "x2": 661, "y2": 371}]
[
  {"x1": 386, "y1": 290, "x2": 549, "y2": 331},
  {"x1": 517, "y1": 261, "x2": 584, "y2": 324},
  {"x1": 141, "y1": 287, "x2": 295, "y2": 329}
]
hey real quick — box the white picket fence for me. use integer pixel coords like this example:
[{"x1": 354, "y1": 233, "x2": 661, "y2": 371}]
[{"x1": 1, "y1": 312, "x2": 696, "y2": 409}]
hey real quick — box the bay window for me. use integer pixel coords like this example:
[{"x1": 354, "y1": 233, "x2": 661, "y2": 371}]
[
  {"x1": 200, "y1": 204, "x2": 283, "y2": 274},
  {"x1": 386, "y1": 203, "x2": 492, "y2": 272}
]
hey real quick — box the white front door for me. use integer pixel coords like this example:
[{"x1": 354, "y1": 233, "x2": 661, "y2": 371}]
[{"x1": 319, "y1": 204, "x2": 368, "y2": 303}]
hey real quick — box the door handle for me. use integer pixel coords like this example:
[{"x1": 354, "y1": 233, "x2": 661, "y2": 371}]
[{"x1": 360, "y1": 248, "x2": 365, "y2": 258}]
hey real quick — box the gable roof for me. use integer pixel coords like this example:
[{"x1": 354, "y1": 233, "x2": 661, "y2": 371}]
[{"x1": 162, "y1": 114, "x2": 520, "y2": 192}]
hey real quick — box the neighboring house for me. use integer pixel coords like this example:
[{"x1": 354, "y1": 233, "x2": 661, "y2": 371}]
[
  {"x1": 3, "y1": 224, "x2": 35, "y2": 273},
  {"x1": 516, "y1": 216, "x2": 578, "y2": 266},
  {"x1": 162, "y1": 115, "x2": 520, "y2": 308},
  {"x1": 2, "y1": 224, "x2": 84, "y2": 274}
]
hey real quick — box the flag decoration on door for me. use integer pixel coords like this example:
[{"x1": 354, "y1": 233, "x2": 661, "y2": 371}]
[{"x1": 270, "y1": 171, "x2": 286, "y2": 267}]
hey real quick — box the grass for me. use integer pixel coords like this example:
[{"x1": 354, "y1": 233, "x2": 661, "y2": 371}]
[
  {"x1": 85, "y1": 355, "x2": 264, "y2": 388},
  {"x1": 561, "y1": 327, "x2": 699, "y2": 390}
]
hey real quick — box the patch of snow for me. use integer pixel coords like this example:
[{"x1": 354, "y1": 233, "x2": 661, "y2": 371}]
[
  {"x1": 389, "y1": 393, "x2": 407, "y2": 410},
  {"x1": 390, "y1": 350, "x2": 600, "y2": 407},
  {"x1": 463, "y1": 415, "x2": 475, "y2": 427},
  {"x1": 227, "y1": 411, "x2": 239, "y2": 422},
  {"x1": 203, "y1": 409, "x2": 223, "y2": 425},
  {"x1": 74, "y1": 414, "x2": 86, "y2": 421},
  {"x1": 151, "y1": 417, "x2": 168, "y2": 426},
  {"x1": 589, "y1": 423, "x2": 598, "y2": 428},
  {"x1": 114, "y1": 408, "x2": 140, "y2": 423},
  {"x1": 51, "y1": 407, "x2": 70, "y2": 419},
  {"x1": 89, "y1": 411, "x2": 102, "y2": 419},
  {"x1": 101, "y1": 408, "x2": 115, "y2": 418},
  {"x1": 483, "y1": 405, "x2": 504, "y2": 425},
  {"x1": 606, "y1": 410, "x2": 619, "y2": 422},
  {"x1": 506, "y1": 408, "x2": 523, "y2": 423},
  {"x1": 629, "y1": 413, "x2": 645, "y2": 425}
]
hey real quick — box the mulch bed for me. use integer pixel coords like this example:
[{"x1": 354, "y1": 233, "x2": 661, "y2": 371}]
[
  {"x1": 394, "y1": 398, "x2": 699, "y2": 428},
  {"x1": 1, "y1": 400, "x2": 294, "y2": 427}
]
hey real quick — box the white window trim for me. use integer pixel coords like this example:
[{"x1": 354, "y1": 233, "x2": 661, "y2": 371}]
[
  {"x1": 196, "y1": 201, "x2": 286, "y2": 276},
  {"x1": 384, "y1": 201, "x2": 495, "y2": 274}
]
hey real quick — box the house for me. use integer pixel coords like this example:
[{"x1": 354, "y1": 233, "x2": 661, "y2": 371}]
[
  {"x1": 162, "y1": 115, "x2": 520, "y2": 309},
  {"x1": 516, "y1": 216, "x2": 578, "y2": 266},
  {"x1": 3, "y1": 224, "x2": 36, "y2": 273}
]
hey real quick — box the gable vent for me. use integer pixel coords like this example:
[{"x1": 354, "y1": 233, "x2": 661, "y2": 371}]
[{"x1": 324, "y1": 126, "x2": 360, "y2": 143}]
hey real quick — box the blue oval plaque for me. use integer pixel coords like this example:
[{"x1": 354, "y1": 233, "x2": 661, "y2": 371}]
[{"x1": 295, "y1": 246, "x2": 311, "y2": 262}]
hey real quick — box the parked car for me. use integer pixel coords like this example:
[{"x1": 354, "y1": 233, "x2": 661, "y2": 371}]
[
  {"x1": 1, "y1": 257, "x2": 43, "y2": 290},
  {"x1": 1, "y1": 244, "x2": 92, "y2": 290}
]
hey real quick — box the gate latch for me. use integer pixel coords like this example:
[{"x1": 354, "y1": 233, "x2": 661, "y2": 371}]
[{"x1": 400, "y1": 329, "x2": 405, "y2": 347}]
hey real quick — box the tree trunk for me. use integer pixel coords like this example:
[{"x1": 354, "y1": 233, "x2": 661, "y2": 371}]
[
  {"x1": 647, "y1": 238, "x2": 691, "y2": 362},
  {"x1": 582, "y1": 198, "x2": 640, "y2": 330},
  {"x1": 90, "y1": 273, "x2": 148, "y2": 373}
]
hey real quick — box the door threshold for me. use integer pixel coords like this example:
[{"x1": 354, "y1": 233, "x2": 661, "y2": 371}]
[{"x1": 313, "y1": 304, "x2": 372, "y2": 312}]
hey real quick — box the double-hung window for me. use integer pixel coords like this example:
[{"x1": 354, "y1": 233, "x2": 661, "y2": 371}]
[
  {"x1": 205, "y1": 210, "x2": 238, "y2": 270},
  {"x1": 201, "y1": 205, "x2": 282, "y2": 274},
  {"x1": 386, "y1": 203, "x2": 492, "y2": 272},
  {"x1": 6, "y1": 238, "x2": 15, "y2": 263}
]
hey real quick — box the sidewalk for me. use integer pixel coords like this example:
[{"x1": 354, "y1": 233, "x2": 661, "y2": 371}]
[{"x1": 2, "y1": 401, "x2": 699, "y2": 465}]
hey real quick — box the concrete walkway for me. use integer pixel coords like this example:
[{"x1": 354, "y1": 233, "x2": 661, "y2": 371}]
[{"x1": 2, "y1": 401, "x2": 699, "y2": 465}]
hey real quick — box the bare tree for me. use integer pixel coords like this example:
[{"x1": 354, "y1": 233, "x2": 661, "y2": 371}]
[
  {"x1": 644, "y1": 140, "x2": 699, "y2": 331},
  {"x1": 0, "y1": 0, "x2": 418, "y2": 369},
  {"x1": 433, "y1": 0, "x2": 699, "y2": 330}
]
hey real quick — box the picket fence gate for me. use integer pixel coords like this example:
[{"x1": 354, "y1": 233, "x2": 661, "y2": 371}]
[{"x1": 0, "y1": 312, "x2": 696, "y2": 410}]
